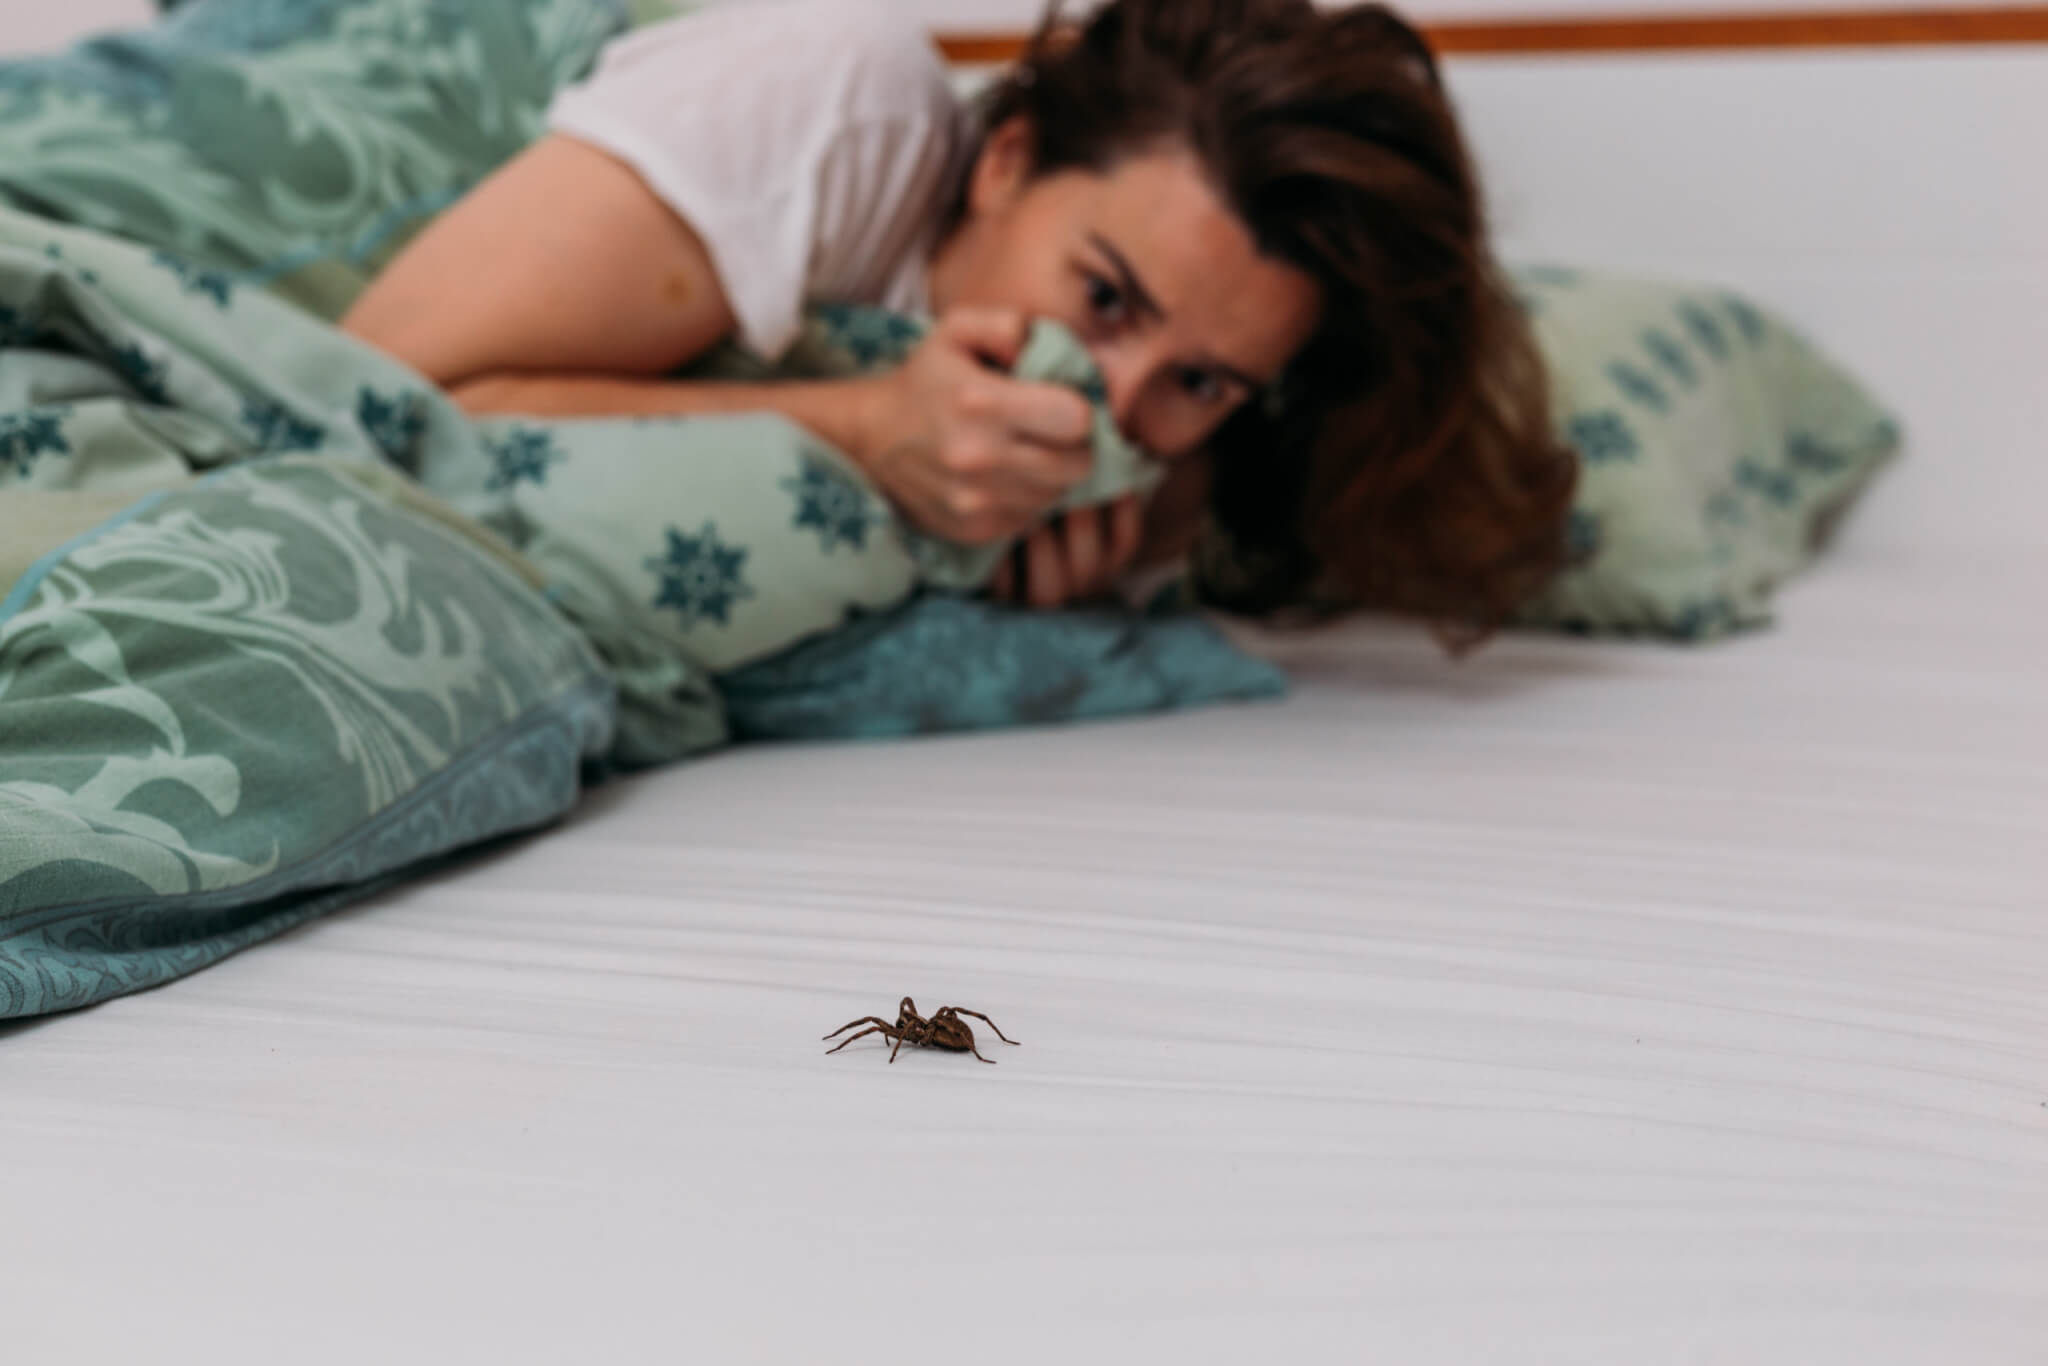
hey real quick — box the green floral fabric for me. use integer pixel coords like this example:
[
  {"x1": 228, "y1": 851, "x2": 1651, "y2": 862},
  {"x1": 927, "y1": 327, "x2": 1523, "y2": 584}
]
[
  {"x1": 722, "y1": 593, "x2": 1284, "y2": 742},
  {"x1": 0, "y1": 0, "x2": 631, "y2": 318},
  {"x1": 0, "y1": 456, "x2": 616, "y2": 1017},
  {"x1": 674, "y1": 306, "x2": 1164, "y2": 596},
  {"x1": 0, "y1": 199, "x2": 627, "y2": 1016},
  {"x1": 1505, "y1": 266, "x2": 1902, "y2": 640}
]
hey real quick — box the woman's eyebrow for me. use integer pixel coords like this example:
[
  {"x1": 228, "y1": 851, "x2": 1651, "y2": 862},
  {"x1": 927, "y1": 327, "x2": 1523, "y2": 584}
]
[
  {"x1": 1087, "y1": 231, "x2": 1270, "y2": 390},
  {"x1": 1087, "y1": 232, "x2": 1163, "y2": 323}
]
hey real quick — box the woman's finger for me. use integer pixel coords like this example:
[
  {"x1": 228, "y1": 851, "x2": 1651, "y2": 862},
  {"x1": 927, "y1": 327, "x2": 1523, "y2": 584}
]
[
  {"x1": 937, "y1": 307, "x2": 1033, "y2": 372},
  {"x1": 1024, "y1": 525, "x2": 1068, "y2": 609},
  {"x1": 1107, "y1": 495, "x2": 1146, "y2": 572},
  {"x1": 1061, "y1": 507, "x2": 1105, "y2": 598},
  {"x1": 979, "y1": 467, "x2": 1077, "y2": 526},
  {"x1": 989, "y1": 555, "x2": 1015, "y2": 603},
  {"x1": 988, "y1": 377, "x2": 1094, "y2": 452}
]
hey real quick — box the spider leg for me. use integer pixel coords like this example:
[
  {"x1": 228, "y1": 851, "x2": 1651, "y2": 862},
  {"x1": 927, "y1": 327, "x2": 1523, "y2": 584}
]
[
  {"x1": 942, "y1": 1008, "x2": 1019, "y2": 1046},
  {"x1": 889, "y1": 1028, "x2": 912, "y2": 1064},
  {"x1": 825, "y1": 1025, "x2": 896, "y2": 1056},
  {"x1": 823, "y1": 1016, "x2": 895, "y2": 1041},
  {"x1": 967, "y1": 1035, "x2": 996, "y2": 1064}
]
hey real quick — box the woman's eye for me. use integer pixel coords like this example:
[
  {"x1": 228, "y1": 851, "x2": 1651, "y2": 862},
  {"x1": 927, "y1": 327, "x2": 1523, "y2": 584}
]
[
  {"x1": 1085, "y1": 273, "x2": 1127, "y2": 324},
  {"x1": 1179, "y1": 369, "x2": 1226, "y2": 404}
]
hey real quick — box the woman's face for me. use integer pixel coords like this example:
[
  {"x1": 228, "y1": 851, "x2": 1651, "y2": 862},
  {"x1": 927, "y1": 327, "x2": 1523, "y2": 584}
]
[{"x1": 929, "y1": 118, "x2": 1323, "y2": 463}]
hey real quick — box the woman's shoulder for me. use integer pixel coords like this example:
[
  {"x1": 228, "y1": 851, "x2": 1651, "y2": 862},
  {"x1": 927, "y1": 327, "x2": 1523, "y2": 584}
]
[{"x1": 595, "y1": 0, "x2": 956, "y2": 122}]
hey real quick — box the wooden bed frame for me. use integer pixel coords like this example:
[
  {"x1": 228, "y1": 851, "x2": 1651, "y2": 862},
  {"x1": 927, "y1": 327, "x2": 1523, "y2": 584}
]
[{"x1": 935, "y1": 5, "x2": 2048, "y2": 62}]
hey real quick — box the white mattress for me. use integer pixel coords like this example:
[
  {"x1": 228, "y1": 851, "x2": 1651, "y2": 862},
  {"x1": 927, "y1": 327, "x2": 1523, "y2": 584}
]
[{"x1": 4, "y1": 37, "x2": 2045, "y2": 1365}]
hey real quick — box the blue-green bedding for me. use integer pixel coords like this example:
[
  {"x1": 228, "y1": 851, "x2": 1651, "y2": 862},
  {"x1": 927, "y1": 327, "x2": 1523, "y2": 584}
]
[{"x1": 0, "y1": 197, "x2": 1282, "y2": 1020}]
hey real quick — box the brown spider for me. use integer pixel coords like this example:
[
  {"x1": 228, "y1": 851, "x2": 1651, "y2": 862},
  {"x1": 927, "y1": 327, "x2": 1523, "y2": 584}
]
[{"x1": 822, "y1": 996, "x2": 1021, "y2": 1064}]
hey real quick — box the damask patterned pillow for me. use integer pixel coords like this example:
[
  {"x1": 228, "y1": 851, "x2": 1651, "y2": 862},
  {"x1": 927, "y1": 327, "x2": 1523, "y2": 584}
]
[
  {"x1": 0, "y1": 457, "x2": 619, "y2": 1019},
  {"x1": 1506, "y1": 266, "x2": 1901, "y2": 640},
  {"x1": 0, "y1": 0, "x2": 629, "y2": 318}
]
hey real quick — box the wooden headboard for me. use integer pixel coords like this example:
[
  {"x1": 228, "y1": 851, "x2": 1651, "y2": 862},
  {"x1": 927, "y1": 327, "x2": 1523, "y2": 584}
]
[{"x1": 935, "y1": 5, "x2": 2048, "y2": 62}]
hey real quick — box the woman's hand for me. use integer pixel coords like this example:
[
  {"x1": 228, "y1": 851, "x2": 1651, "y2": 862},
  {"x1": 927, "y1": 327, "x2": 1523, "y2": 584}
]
[
  {"x1": 851, "y1": 308, "x2": 1096, "y2": 545},
  {"x1": 988, "y1": 456, "x2": 1214, "y2": 608},
  {"x1": 988, "y1": 496, "x2": 1146, "y2": 608}
]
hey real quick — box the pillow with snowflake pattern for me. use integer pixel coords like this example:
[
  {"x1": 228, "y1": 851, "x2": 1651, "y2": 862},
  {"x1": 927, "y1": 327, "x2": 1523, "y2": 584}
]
[
  {"x1": 483, "y1": 314, "x2": 1162, "y2": 680},
  {"x1": 1507, "y1": 267, "x2": 1901, "y2": 640}
]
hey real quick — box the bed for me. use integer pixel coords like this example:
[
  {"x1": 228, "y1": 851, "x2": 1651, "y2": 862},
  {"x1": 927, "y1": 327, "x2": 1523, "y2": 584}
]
[{"x1": 4, "y1": 9, "x2": 2045, "y2": 1362}]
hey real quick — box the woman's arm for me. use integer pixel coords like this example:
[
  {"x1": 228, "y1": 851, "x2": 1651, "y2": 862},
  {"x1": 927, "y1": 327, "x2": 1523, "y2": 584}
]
[
  {"x1": 448, "y1": 308, "x2": 1097, "y2": 550},
  {"x1": 342, "y1": 135, "x2": 737, "y2": 387},
  {"x1": 344, "y1": 134, "x2": 1099, "y2": 555}
]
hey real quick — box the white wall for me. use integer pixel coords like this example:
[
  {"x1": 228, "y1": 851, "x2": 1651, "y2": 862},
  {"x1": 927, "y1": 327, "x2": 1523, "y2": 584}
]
[
  {"x1": 1448, "y1": 47, "x2": 2048, "y2": 271},
  {"x1": 1447, "y1": 44, "x2": 2048, "y2": 565}
]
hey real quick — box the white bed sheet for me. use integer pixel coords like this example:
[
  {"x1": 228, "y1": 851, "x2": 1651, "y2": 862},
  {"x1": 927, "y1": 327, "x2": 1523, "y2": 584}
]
[
  {"x1": 4, "y1": 38, "x2": 2046, "y2": 1366},
  {"x1": 5, "y1": 276, "x2": 2040, "y2": 1363}
]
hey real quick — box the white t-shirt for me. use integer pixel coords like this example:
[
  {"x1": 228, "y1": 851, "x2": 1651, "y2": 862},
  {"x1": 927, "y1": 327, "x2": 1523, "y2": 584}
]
[{"x1": 547, "y1": 0, "x2": 974, "y2": 361}]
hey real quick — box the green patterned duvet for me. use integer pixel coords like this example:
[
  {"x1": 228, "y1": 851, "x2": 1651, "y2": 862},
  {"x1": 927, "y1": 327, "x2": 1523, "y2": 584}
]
[
  {"x1": 0, "y1": 0, "x2": 630, "y2": 319},
  {"x1": 0, "y1": 456, "x2": 617, "y2": 1014},
  {"x1": 0, "y1": 203, "x2": 629, "y2": 1014},
  {"x1": 0, "y1": 199, "x2": 1195, "y2": 1019}
]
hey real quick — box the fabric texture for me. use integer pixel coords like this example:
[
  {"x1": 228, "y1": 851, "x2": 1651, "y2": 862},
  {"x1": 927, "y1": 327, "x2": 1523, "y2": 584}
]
[
  {"x1": 1507, "y1": 266, "x2": 1901, "y2": 639},
  {"x1": 680, "y1": 305, "x2": 1166, "y2": 592},
  {"x1": 0, "y1": 456, "x2": 617, "y2": 1018},
  {"x1": 723, "y1": 592, "x2": 1285, "y2": 741},
  {"x1": 438, "y1": 313, "x2": 1162, "y2": 703},
  {"x1": 0, "y1": 204, "x2": 624, "y2": 1017},
  {"x1": 0, "y1": 0, "x2": 630, "y2": 319},
  {"x1": 547, "y1": 0, "x2": 968, "y2": 360}
]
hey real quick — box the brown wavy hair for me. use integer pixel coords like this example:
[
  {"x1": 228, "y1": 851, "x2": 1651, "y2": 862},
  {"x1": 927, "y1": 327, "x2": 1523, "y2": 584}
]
[{"x1": 968, "y1": 0, "x2": 1577, "y2": 650}]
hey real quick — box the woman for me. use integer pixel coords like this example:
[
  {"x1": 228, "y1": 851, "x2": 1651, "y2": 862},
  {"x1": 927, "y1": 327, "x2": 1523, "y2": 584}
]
[{"x1": 342, "y1": 0, "x2": 1575, "y2": 638}]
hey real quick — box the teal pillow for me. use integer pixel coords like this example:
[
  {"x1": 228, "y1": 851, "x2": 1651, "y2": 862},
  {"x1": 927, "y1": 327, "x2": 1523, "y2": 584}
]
[
  {"x1": 723, "y1": 593, "x2": 1286, "y2": 741},
  {"x1": 1507, "y1": 266, "x2": 1901, "y2": 640},
  {"x1": 0, "y1": 0, "x2": 629, "y2": 318}
]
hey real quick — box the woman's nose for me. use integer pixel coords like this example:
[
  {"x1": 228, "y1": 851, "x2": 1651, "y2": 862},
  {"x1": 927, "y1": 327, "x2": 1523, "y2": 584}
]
[{"x1": 1089, "y1": 340, "x2": 1153, "y2": 445}]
